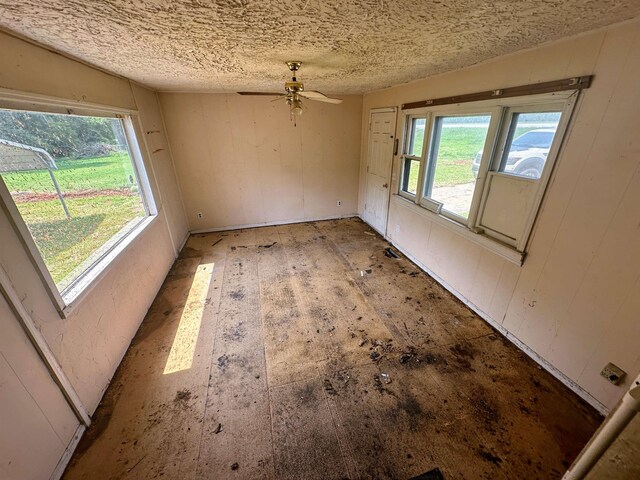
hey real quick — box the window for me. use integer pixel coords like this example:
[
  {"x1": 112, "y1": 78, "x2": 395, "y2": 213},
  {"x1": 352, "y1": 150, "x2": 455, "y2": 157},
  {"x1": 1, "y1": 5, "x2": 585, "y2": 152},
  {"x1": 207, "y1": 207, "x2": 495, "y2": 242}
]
[
  {"x1": 422, "y1": 114, "x2": 492, "y2": 219},
  {"x1": 400, "y1": 116, "x2": 426, "y2": 196},
  {"x1": 498, "y1": 111, "x2": 561, "y2": 179},
  {"x1": 0, "y1": 107, "x2": 154, "y2": 303},
  {"x1": 397, "y1": 92, "x2": 576, "y2": 257}
]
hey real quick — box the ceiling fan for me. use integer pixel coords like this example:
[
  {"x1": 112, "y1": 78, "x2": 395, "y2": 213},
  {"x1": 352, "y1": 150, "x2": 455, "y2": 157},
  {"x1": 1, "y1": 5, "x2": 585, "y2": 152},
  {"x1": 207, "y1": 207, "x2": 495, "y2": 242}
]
[{"x1": 237, "y1": 61, "x2": 342, "y2": 125}]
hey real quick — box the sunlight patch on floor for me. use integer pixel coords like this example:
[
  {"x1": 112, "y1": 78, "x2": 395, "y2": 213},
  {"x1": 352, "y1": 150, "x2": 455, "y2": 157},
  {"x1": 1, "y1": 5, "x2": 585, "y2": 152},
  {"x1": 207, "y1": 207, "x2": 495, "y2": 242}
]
[{"x1": 163, "y1": 262, "x2": 213, "y2": 374}]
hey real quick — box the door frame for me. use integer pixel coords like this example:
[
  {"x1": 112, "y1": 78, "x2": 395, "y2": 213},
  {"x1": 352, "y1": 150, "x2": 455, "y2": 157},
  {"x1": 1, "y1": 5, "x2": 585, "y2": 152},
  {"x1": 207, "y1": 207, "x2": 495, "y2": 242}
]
[{"x1": 364, "y1": 106, "x2": 398, "y2": 237}]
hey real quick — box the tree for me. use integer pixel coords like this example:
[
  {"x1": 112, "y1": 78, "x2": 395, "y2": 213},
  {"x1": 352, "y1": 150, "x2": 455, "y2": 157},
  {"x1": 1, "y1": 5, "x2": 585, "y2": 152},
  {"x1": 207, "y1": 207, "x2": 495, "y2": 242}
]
[{"x1": 0, "y1": 110, "x2": 117, "y2": 158}]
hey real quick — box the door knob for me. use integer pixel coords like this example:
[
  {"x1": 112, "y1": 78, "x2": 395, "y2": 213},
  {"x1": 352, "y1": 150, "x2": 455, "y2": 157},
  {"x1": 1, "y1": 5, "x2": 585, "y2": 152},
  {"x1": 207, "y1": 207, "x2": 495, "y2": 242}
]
[{"x1": 382, "y1": 183, "x2": 388, "y2": 188}]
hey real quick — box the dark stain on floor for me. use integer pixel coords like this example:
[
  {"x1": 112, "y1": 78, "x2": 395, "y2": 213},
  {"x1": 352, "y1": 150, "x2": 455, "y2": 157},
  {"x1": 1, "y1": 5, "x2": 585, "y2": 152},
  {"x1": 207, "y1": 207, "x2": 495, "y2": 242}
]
[{"x1": 63, "y1": 218, "x2": 602, "y2": 480}]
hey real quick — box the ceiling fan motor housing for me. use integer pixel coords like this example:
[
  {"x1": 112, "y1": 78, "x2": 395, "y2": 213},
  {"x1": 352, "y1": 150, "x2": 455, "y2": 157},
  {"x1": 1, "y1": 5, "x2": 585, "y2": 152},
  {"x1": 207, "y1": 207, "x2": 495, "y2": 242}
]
[{"x1": 285, "y1": 81, "x2": 304, "y2": 93}]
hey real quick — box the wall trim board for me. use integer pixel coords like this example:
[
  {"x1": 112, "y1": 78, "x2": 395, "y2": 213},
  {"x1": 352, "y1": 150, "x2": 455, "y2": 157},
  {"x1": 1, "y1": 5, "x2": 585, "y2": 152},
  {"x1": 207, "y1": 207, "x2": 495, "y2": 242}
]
[
  {"x1": 0, "y1": 86, "x2": 138, "y2": 116},
  {"x1": 401, "y1": 76, "x2": 592, "y2": 110},
  {"x1": 50, "y1": 424, "x2": 86, "y2": 480},
  {"x1": 190, "y1": 213, "x2": 359, "y2": 234},
  {"x1": 356, "y1": 215, "x2": 608, "y2": 415},
  {"x1": 0, "y1": 266, "x2": 92, "y2": 426}
]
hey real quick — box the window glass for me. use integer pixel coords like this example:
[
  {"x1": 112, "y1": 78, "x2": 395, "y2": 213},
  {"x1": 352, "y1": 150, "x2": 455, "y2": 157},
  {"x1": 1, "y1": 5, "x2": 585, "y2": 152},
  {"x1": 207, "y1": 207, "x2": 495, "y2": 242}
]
[
  {"x1": 0, "y1": 109, "x2": 148, "y2": 293},
  {"x1": 424, "y1": 114, "x2": 491, "y2": 218},
  {"x1": 401, "y1": 158, "x2": 421, "y2": 195},
  {"x1": 499, "y1": 111, "x2": 561, "y2": 179},
  {"x1": 400, "y1": 117, "x2": 426, "y2": 196},
  {"x1": 407, "y1": 117, "x2": 426, "y2": 157}
]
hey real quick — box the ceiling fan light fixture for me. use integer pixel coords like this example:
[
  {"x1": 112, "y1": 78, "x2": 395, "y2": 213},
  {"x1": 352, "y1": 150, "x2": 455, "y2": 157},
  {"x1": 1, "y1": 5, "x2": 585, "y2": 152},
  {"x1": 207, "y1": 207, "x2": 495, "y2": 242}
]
[{"x1": 291, "y1": 98, "x2": 304, "y2": 116}]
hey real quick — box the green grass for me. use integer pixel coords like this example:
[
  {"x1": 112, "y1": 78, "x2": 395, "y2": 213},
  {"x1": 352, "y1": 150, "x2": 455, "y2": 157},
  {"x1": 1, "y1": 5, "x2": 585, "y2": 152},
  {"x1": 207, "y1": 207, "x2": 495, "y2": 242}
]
[
  {"x1": 15, "y1": 195, "x2": 145, "y2": 287},
  {"x1": 407, "y1": 125, "x2": 541, "y2": 191},
  {"x1": 2, "y1": 153, "x2": 137, "y2": 193},
  {"x1": 407, "y1": 126, "x2": 486, "y2": 191},
  {"x1": 1, "y1": 154, "x2": 145, "y2": 289}
]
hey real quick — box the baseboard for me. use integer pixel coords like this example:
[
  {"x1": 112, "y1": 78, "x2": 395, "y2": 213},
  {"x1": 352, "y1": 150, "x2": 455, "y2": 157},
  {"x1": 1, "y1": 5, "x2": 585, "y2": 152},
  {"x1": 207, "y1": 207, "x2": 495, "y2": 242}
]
[
  {"x1": 50, "y1": 424, "x2": 86, "y2": 480},
  {"x1": 355, "y1": 215, "x2": 609, "y2": 415},
  {"x1": 190, "y1": 213, "x2": 359, "y2": 234}
]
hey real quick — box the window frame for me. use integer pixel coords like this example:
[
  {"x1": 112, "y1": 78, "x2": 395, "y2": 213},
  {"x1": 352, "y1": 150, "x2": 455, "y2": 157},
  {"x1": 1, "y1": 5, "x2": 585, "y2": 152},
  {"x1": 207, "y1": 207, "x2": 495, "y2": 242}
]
[
  {"x1": 476, "y1": 100, "x2": 575, "y2": 252},
  {"x1": 397, "y1": 91, "x2": 578, "y2": 262},
  {"x1": 492, "y1": 104, "x2": 565, "y2": 177},
  {"x1": 398, "y1": 114, "x2": 428, "y2": 201},
  {"x1": 0, "y1": 92, "x2": 158, "y2": 317},
  {"x1": 418, "y1": 108, "x2": 503, "y2": 224}
]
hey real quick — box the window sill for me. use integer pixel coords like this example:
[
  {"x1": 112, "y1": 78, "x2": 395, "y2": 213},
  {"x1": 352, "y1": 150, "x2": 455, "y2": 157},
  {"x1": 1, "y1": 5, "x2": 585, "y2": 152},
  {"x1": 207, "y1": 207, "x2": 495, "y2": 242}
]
[
  {"x1": 391, "y1": 194, "x2": 525, "y2": 266},
  {"x1": 61, "y1": 214, "x2": 158, "y2": 316}
]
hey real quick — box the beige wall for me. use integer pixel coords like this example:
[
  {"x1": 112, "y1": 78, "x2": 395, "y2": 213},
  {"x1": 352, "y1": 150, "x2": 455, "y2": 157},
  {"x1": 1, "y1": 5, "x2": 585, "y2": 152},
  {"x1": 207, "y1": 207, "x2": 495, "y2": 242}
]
[
  {"x1": 160, "y1": 93, "x2": 362, "y2": 231},
  {"x1": 0, "y1": 31, "x2": 187, "y2": 478},
  {"x1": 359, "y1": 18, "x2": 640, "y2": 411}
]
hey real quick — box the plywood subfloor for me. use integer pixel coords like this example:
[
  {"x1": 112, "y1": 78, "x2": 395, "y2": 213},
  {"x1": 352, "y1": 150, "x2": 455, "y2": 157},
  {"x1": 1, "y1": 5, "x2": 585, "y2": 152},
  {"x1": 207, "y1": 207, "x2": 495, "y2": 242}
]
[{"x1": 63, "y1": 218, "x2": 601, "y2": 480}]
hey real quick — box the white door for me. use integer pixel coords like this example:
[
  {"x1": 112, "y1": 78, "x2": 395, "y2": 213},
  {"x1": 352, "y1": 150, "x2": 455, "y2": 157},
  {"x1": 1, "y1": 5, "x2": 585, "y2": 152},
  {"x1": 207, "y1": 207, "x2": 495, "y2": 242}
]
[{"x1": 364, "y1": 109, "x2": 396, "y2": 234}]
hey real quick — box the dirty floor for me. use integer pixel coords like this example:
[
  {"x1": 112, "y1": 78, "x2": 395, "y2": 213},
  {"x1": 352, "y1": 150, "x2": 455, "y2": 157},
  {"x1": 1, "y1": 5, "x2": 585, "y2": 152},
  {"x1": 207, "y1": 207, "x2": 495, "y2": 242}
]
[{"x1": 63, "y1": 218, "x2": 602, "y2": 480}]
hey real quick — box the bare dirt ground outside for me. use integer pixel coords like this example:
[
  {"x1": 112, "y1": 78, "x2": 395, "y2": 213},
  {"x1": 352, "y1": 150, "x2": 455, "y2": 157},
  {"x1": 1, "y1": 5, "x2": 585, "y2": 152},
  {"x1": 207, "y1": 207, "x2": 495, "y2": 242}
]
[{"x1": 431, "y1": 181, "x2": 475, "y2": 217}]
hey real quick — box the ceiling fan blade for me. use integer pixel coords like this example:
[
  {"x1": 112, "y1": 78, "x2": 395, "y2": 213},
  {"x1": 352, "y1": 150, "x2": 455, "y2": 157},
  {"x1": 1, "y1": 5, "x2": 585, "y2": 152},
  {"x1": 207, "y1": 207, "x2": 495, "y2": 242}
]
[
  {"x1": 237, "y1": 92, "x2": 284, "y2": 96},
  {"x1": 299, "y1": 90, "x2": 343, "y2": 104}
]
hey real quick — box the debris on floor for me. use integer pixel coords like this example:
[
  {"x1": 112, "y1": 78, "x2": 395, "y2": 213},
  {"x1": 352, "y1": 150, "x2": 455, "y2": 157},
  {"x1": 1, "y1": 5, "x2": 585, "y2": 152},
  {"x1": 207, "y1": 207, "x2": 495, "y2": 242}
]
[
  {"x1": 410, "y1": 467, "x2": 445, "y2": 480},
  {"x1": 373, "y1": 374, "x2": 391, "y2": 393},
  {"x1": 372, "y1": 338, "x2": 394, "y2": 351},
  {"x1": 384, "y1": 247, "x2": 400, "y2": 258},
  {"x1": 323, "y1": 379, "x2": 337, "y2": 395},
  {"x1": 174, "y1": 389, "x2": 191, "y2": 402},
  {"x1": 211, "y1": 238, "x2": 223, "y2": 247},
  {"x1": 336, "y1": 371, "x2": 351, "y2": 385},
  {"x1": 478, "y1": 447, "x2": 502, "y2": 465},
  {"x1": 259, "y1": 242, "x2": 277, "y2": 248},
  {"x1": 400, "y1": 347, "x2": 418, "y2": 364},
  {"x1": 64, "y1": 219, "x2": 602, "y2": 480}
]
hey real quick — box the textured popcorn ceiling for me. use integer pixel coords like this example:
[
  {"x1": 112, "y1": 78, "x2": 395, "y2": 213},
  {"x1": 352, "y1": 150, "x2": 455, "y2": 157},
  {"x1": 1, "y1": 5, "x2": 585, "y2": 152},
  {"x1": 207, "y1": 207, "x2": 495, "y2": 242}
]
[{"x1": 0, "y1": 1, "x2": 639, "y2": 94}]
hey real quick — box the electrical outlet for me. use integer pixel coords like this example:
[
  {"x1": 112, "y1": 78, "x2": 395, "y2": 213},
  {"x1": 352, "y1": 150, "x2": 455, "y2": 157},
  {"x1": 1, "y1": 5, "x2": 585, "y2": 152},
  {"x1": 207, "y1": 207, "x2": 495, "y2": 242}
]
[
  {"x1": 601, "y1": 362, "x2": 626, "y2": 385},
  {"x1": 337, "y1": 200, "x2": 342, "y2": 207},
  {"x1": 196, "y1": 212, "x2": 203, "y2": 219},
  {"x1": 395, "y1": 224, "x2": 400, "y2": 233}
]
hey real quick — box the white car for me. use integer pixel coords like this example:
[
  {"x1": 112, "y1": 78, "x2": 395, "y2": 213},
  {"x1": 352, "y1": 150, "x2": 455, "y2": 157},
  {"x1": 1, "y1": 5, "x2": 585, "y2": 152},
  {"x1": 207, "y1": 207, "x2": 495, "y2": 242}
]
[{"x1": 472, "y1": 128, "x2": 556, "y2": 179}]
